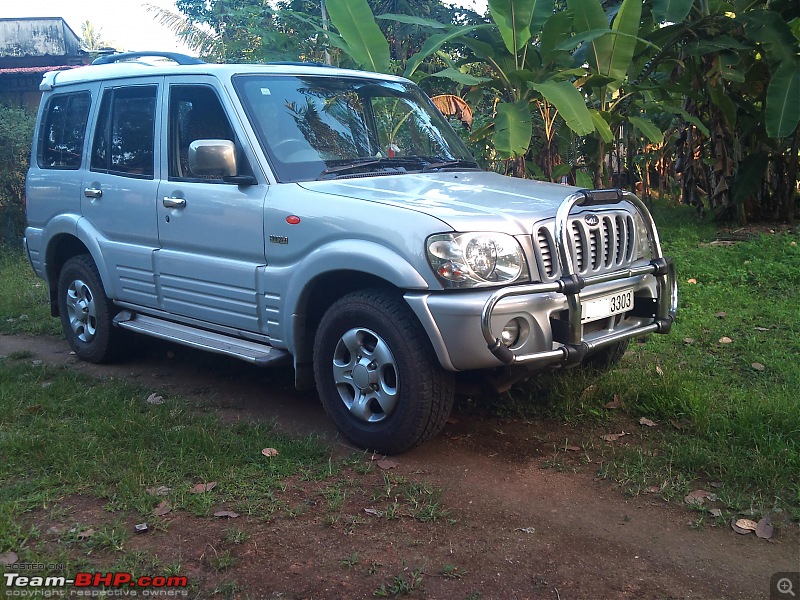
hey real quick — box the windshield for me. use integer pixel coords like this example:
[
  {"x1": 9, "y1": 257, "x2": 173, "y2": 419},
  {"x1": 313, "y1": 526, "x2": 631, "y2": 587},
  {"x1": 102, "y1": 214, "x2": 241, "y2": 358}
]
[{"x1": 233, "y1": 74, "x2": 478, "y2": 182}]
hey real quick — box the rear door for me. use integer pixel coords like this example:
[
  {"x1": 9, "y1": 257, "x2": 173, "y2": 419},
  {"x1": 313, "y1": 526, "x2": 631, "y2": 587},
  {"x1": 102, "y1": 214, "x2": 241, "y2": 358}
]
[
  {"x1": 82, "y1": 79, "x2": 162, "y2": 307},
  {"x1": 154, "y1": 76, "x2": 268, "y2": 333}
]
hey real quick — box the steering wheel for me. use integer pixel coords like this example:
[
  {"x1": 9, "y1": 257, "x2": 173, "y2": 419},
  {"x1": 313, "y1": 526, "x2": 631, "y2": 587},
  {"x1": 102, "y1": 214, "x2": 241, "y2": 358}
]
[{"x1": 272, "y1": 138, "x2": 308, "y2": 160}]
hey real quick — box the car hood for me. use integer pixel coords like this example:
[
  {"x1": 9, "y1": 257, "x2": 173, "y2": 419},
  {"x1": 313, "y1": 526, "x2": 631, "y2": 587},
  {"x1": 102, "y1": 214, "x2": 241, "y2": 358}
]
[{"x1": 297, "y1": 170, "x2": 582, "y2": 234}]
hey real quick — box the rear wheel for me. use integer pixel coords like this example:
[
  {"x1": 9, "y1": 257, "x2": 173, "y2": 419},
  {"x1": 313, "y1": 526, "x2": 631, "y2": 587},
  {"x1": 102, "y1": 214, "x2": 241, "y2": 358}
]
[
  {"x1": 313, "y1": 289, "x2": 454, "y2": 454},
  {"x1": 57, "y1": 254, "x2": 122, "y2": 363}
]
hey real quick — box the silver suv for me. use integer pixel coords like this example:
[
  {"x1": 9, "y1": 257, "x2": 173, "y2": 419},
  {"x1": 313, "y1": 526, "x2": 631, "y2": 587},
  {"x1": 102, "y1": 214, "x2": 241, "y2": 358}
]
[{"x1": 25, "y1": 52, "x2": 677, "y2": 454}]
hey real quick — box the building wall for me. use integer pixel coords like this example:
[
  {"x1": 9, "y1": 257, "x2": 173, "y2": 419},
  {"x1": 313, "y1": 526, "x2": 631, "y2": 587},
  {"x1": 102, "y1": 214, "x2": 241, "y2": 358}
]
[{"x1": 0, "y1": 17, "x2": 83, "y2": 62}]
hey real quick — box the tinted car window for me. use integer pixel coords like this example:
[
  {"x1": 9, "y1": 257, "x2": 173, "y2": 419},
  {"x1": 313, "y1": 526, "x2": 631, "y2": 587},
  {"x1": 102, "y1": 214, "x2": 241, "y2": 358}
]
[
  {"x1": 168, "y1": 85, "x2": 235, "y2": 181},
  {"x1": 91, "y1": 86, "x2": 157, "y2": 178},
  {"x1": 38, "y1": 92, "x2": 92, "y2": 170}
]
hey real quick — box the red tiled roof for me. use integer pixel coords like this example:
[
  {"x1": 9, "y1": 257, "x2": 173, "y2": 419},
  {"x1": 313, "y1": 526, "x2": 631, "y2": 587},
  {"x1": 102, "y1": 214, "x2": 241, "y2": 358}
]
[{"x1": 0, "y1": 64, "x2": 82, "y2": 75}]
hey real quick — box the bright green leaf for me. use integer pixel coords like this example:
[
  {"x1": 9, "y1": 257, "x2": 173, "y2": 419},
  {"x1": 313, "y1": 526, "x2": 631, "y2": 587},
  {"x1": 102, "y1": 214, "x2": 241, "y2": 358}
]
[
  {"x1": 489, "y1": 0, "x2": 554, "y2": 57},
  {"x1": 606, "y1": 0, "x2": 643, "y2": 82},
  {"x1": 529, "y1": 80, "x2": 594, "y2": 136},
  {"x1": 629, "y1": 116, "x2": 664, "y2": 144},
  {"x1": 540, "y1": 11, "x2": 574, "y2": 60},
  {"x1": 590, "y1": 109, "x2": 615, "y2": 143},
  {"x1": 494, "y1": 101, "x2": 532, "y2": 158},
  {"x1": 766, "y1": 61, "x2": 800, "y2": 138},
  {"x1": 566, "y1": 0, "x2": 613, "y2": 76},
  {"x1": 326, "y1": 0, "x2": 390, "y2": 73}
]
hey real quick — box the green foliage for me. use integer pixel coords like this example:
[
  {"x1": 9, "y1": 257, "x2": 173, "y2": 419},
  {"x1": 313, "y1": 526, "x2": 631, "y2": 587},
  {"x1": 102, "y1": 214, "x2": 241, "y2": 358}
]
[
  {"x1": 529, "y1": 80, "x2": 594, "y2": 136},
  {"x1": 0, "y1": 251, "x2": 59, "y2": 336},
  {"x1": 326, "y1": 0, "x2": 391, "y2": 72},
  {"x1": 0, "y1": 107, "x2": 34, "y2": 246},
  {"x1": 132, "y1": 0, "x2": 800, "y2": 220},
  {"x1": 766, "y1": 61, "x2": 800, "y2": 138},
  {"x1": 494, "y1": 101, "x2": 533, "y2": 158},
  {"x1": 488, "y1": 0, "x2": 553, "y2": 57}
]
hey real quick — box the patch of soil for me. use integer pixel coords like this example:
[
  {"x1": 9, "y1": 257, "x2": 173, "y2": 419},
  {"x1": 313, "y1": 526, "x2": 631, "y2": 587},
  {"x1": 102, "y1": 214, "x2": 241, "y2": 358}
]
[{"x1": 3, "y1": 333, "x2": 798, "y2": 599}]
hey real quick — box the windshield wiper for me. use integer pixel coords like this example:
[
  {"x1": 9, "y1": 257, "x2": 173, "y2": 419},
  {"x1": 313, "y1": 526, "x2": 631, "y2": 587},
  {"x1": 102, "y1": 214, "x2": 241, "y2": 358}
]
[
  {"x1": 317, "y1": 157, "x2": 424, "y2": 180},
  {"x1": 422, "y1": 159, "x2": 480, "y2": 173}
]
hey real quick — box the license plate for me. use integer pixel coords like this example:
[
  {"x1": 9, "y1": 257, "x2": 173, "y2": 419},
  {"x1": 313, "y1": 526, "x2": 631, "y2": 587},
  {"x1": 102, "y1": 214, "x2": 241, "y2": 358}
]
[{"x1": 581, "y1": 289, "x2": 634, "y2": 322}]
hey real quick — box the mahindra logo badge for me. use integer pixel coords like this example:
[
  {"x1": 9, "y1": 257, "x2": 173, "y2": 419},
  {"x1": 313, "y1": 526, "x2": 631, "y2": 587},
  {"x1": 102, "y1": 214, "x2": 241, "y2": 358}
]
[{"x1": 585, "y1": 214, "x2": 600, "y2": 226}]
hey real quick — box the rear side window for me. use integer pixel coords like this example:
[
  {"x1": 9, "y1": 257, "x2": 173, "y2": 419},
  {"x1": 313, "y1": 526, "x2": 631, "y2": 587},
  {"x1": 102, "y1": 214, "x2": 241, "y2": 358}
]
[
  {"x1": 91, "y1": 86, "x2": 157, "y2": 178},
  {"x1": 38, "y1": 92, "x2": 92, "y2": 169}
]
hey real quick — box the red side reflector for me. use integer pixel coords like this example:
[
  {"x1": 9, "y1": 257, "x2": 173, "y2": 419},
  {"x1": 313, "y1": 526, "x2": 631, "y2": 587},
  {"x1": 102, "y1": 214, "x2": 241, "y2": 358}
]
[{"x1": 286, "y1": 215, "x2": 301, "y2": 225}]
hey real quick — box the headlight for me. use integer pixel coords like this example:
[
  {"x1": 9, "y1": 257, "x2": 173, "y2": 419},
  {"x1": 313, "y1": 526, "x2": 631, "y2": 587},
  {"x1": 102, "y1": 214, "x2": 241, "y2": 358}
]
[{"x1": 426, "y1": 232, "x2": 529, "y2": 288}]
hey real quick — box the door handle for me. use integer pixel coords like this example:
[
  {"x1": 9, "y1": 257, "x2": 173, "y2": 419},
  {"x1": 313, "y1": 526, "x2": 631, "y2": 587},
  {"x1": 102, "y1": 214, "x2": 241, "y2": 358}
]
[
  {"x1": 163, "y1": 197, "x2": 187, "y2": 208},
  {"x1": 84, "y1": 187, "x2": 102, "y2": 199}
]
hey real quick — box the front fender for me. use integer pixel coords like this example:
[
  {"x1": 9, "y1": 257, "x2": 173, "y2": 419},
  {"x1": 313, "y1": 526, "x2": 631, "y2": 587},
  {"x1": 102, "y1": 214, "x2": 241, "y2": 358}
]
[{"x1": 279, "y1": 239, "x2": 430, "y2": 354}]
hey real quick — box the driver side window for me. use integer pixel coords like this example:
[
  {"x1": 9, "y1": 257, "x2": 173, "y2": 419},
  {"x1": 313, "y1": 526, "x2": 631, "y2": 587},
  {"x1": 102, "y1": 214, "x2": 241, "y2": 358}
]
[{"x1": 168, "y1": 85, "x2": 239, "y2": 181}]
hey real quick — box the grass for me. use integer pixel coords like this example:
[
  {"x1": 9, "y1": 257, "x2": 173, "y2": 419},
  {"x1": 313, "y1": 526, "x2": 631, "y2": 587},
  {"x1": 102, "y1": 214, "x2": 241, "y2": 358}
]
[
  {"x1": 0, "y1": 248, "x2": 60, "y2": 336},
  {"x1": 470, "y1": 204, "x2": 800, "y2": 515},
  {"x1": 0, "y1": 356, "x2": 330, "y2": 555},
  {"x1": 0, "y1": 204, "x2": 798, "y2": 528}
]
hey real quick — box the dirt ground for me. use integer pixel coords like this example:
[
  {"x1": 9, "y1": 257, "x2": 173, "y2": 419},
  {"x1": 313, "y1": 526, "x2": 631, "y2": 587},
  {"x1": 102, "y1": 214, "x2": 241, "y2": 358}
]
[{"x1": 2, "y1": 333, "x2": 798, "y2": 600}]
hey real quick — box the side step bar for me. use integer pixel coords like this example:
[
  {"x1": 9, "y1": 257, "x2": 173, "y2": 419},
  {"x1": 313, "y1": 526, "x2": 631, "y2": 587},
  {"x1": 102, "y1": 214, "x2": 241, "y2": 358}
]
[{"x1": 113, "y1": 311, "x2": 291, "y2": 367}]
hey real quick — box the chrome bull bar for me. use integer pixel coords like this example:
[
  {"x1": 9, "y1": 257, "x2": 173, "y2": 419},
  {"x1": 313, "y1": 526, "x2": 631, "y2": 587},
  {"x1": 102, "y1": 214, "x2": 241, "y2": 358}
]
[{"x1": 480, "y1": 189, "x2": 678, "y2": 366}]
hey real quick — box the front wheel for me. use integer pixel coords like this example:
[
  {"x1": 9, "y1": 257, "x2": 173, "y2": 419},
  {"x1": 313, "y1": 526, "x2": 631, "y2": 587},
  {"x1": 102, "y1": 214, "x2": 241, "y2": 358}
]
[
  {"x1": 57, "y1": 254, "x2": 122, "y2": 363},
  {"x1": 313, "y1": 290, "x2": 454, "y2": 454}
]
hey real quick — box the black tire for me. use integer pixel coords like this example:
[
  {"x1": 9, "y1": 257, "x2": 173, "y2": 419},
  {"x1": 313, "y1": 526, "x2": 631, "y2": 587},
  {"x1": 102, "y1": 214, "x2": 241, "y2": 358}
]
[
  {"x1": 582, "y1": 340, "x2": 629, "y2": 369},
  {"x1": 313, "y1": 289, "x2": 454, "y2": 455},
  {"x1": 57, "y1": 254, "x2": 122, "y2": 363}
]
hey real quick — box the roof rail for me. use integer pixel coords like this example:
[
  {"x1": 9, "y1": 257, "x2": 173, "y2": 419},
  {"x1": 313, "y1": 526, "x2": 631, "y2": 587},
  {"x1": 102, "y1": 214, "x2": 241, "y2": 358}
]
[
  {"x1": 267, "y1": 61, "x2": 335, "y2": 68},
  {"x1": 92, "y1": 52, "x2": 205, "y2": 66}
]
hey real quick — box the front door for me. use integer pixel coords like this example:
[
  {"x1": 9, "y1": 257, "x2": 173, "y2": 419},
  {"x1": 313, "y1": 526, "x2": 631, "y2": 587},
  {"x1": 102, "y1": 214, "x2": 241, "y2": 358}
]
[{"x1": 154, "y1": 78, "x2": 268, "y2": 333}]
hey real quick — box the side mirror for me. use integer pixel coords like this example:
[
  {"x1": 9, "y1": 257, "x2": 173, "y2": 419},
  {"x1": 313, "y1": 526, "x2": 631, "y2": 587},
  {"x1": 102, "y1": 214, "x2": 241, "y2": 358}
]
[{"x1": 188, "y1": 139, "x2": 237, "y2": 177}]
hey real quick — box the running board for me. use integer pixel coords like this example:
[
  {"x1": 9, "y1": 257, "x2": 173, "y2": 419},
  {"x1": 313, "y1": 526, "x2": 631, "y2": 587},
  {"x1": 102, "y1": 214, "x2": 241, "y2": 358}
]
[{"x1": 113, "y1": 311, "x2": 291, "y2": 367}]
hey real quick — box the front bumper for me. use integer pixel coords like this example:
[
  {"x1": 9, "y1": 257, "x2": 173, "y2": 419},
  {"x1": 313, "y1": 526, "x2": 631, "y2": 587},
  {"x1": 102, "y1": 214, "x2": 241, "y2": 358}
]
[{"x1": 406, "y1": 189, "x2": 678, "y2": 372}]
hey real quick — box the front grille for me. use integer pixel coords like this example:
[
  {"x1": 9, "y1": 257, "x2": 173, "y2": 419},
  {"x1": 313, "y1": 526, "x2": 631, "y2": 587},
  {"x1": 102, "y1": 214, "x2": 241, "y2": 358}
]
[{"x1": 533, "y1": 212, "x2": 637, "y2": 281}]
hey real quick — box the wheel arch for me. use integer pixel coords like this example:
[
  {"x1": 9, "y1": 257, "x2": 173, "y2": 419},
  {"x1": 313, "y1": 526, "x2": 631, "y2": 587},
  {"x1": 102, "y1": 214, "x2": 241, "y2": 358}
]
[
  {"x1": 44, "y1": 234, "x2": 94, "y2": 317},
  {"x1": 291, "y1": 271, "x2": 402, "y2": 385},
  {"x1": 43, "y1": 219, "x2": 116, "y2": 317}
]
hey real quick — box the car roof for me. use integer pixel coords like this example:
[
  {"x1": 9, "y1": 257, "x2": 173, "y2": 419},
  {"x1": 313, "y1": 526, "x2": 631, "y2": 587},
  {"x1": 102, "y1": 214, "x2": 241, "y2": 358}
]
[{"x1": 40, "y1": 54, "x2": 410, "y2": 91}]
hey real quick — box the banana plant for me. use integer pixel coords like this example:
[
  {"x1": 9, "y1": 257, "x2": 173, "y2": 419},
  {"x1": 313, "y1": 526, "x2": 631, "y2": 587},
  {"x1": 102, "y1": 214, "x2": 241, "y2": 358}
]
[
  {"x1": 640, "y1": 0, "x2": 800, "y2": 221},
  {"x1": 325, "y1": 0, "x2": 602, "y2": 179}
]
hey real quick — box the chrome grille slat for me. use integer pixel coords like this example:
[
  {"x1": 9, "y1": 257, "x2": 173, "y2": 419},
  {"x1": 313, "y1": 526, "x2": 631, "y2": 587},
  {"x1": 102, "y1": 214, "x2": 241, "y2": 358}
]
[
  {"x1": 536, "y1": 229, "x2": 555, "y2": 277},
  {"x1": 533, "y1": 210, "x2": 638, "y2": 282},
  {"x1": 571, "y1": 222, "x2": 585, "y2": 272}
]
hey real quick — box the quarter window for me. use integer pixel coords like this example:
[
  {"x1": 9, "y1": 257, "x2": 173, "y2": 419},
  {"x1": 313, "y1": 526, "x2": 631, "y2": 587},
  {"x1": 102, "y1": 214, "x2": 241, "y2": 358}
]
[
  {"x1": 91, "y1": 86, "x2": 157, "y2": 178},
  {"x1": 39, "y1": 92, "x2": 91, "y2": 170}
]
